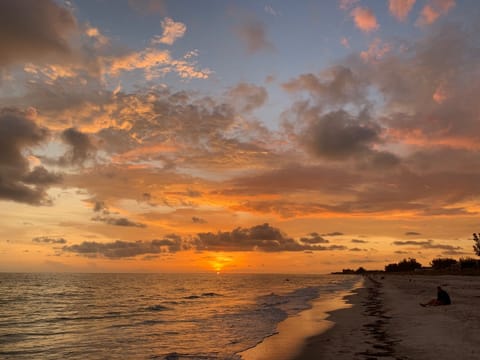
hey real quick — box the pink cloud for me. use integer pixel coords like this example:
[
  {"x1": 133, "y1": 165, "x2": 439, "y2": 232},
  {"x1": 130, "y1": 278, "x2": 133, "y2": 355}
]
[
  {"x1": 351, "y1": 7, "x2": 379, "y2": 32},
  {"x1": 341, "y1": 37, "x2": 350, "y2": 48},
  {"x1": 360, "y1": 38, "x2": 391, "y2": 63},
  {"x1": 389, "y1": 0, "x2": 416, "y2": 21},
  {"x1": 417, "y1": 0, "x2": 455, "y2": 25},
  {"x1": 433, "y1": 84, "x2": 448, "y2": 104}
]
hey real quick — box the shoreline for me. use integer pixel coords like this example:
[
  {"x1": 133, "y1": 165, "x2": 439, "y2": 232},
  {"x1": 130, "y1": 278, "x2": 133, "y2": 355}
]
[
  {"x1": 292, "y1": 274, "x2": 480, "y2": 360},
  {"x1": 239, "y1": 276, "x2": 363, "y2": 360}
]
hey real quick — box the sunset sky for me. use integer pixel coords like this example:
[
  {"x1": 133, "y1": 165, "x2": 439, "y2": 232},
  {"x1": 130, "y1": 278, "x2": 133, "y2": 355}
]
[{"x1": 1, "y1": 0, "x2": 479, "y2": 273}]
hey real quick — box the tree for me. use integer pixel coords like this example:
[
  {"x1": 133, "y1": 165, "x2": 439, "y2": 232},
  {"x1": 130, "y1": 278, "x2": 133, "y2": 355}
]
[
  {"x1": 430, "y1": 258, "x2": 457, "y2": 270},
  {"x1": 385, "y1": 258, "x2": 422, "y2": 272},
  {"x1": 473, "y1": 233, "x2": 480, "y2": 256}
]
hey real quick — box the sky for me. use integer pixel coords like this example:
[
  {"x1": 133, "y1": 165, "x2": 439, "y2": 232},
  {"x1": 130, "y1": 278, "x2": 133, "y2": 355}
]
[{"x1": 1, "y1": 0, "x2": 479, "y2": 274}]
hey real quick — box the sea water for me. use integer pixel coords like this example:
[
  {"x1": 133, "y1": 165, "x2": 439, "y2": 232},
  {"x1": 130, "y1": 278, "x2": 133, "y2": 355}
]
[{"x1": 0, "y1": 273, "x2": 360, "y2": 359}]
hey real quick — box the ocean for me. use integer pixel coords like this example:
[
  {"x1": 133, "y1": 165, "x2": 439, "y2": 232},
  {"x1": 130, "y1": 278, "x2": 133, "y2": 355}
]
[{"x1": 0, "y1": 273, "x2": 361, "y2": 359}]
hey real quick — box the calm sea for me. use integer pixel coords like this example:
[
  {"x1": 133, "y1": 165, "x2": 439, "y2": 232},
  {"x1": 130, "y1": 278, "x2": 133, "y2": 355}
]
[{"x1": 0, "y1": 273, "x2": 360, "y2": 359}]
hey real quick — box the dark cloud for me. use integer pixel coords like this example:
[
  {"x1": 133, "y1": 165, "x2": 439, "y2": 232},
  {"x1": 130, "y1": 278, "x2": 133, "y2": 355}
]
[
  {"x1": 0, "y1": 0, "x2": 77, "y2": 66},
  {"x1": 22, "y1": 166, "x2": 62, "y2": 185},
  {"x1": 93, "y1": 200, "x2": 107, "y2": 213},
  {"x1": 63, "y1": 236, "x2": 183, "y2": 258},
  {"x1": 405, "y1": 231, "x2": 421, "y2": 236},
  {"x1": 300, "y1": 232, "x2": 329, "y2": 244},
  {"x1": 392, "y1": 240, "x2": 462, "y2": 251},
  {"x1": 322, "y1": 232, "x2": 344, "y2": 237},
  {"x1": 227, "y1": 83, "x2": 268, "y2": 113},
  {"x1": 92, "y1": 215, "x2": 147, "y2": 228},
  {"x1": 351, "y1": 239, "x2": 368, "y2": 243},
  {"x1": 349, "y1": 247, "x2": 367, "y2": 252},
  {"x1": 33, "y1": 236, "x2": 67, "y2": 244},
  {"x1": 282, "y1": 66, "x2": 366, "y2": 106},
  {"x1": 192, "y1": 216, "x2": 207, "y2": 224},
  {"x1": 299, "y1": 109, "x2": 386, "y2": 161},
  {"x1": 0, "y1": 108, "x2": 59, "y2": 205},
  {"x1": 230, "y1": 164, "x2": 361, "y2": 195},
  {"x1": 59, "y1": 128, "x2": 96, "y2": 166},
  {"x1": 194, "y1": 223, "x2": 347, "y2": 252},
  {"x1": 236, "y1": 18, "x2": 274, "y2": 54}
]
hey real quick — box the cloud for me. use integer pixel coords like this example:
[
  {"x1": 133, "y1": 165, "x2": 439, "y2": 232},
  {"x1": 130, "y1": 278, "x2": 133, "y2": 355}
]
[
  {"x1": 92, "y1": 215, "x2": 147, "y2": 228},
  {"x1": 322, "y1": 232, "x2": 344, "y2": 236},
  {"x1": 282, "y1": 66, "x2": 366, "y2": 106},
  {"x1": 152, "y1": 18, "x2": 186, "y2": 45},
  {"x1": 389, "y1": 0, "x2": 416, "y2": 21},
  {"x1": 0, "y1": 108, "x2": 60, "y2": 205},
  {"x1": 192, "y1": 216, "x2": 207, "y2": 224},
  {"x1": 300, "y1": 232, "x2": 329, "y2": 244},
  {"x1": 236, "y1": 18, "x2": 275, "y2": 54},
  {"x1": 299, "y1": 109, "x2": 383, "y2": 160},
  {"x1": 350, "y1": 7, "x2": 379, "y2": 32},
  {"x1": 63, "y1": 236, "x2": 183, "y2": 258},
  {"x1": 22, "y1": 166, "x2": 62, "y2": 185},
  {"x1": 351, "y1": 239, "x2": 368, "y2": 243},
  {"x1": 360, "y1": 38, "x2": 392, "y2": 63},
  {"x1": 340, "y1": 37, "x2": 350, "y2": 48},
  {"x1": 349, "y1": 247, "x2": 367, "y2": 252},
  {"x1": 264, "y1": 5, "x2": 280, "y2": 16},
  {"x1": 128, "y1": 0, "x2": 166, "y2": 15},
  {"x1": 59, "y1": 128, "x2": 96, "y2": 166},
  {"x1": 93, "y1": 200, "x2": 108, "y2": 213},
  {"x1": 392, "y1": 239, "x2": 462, "y2": 251},
  {"x1": 194, "y1": 223, "x2": 347, "y2": 252},
  {"x1": 0, "y1": 0, "x2": 77, "y2": 67},
  {"x1": 33, "y1": 236, "x2": 67, "y2": 244},
  {"x1": 417, "y1": 0, "x2": 455, "y2": 25},
  {"x1": 105, "y1": 47, "x2": 211, "y2": 80},
  {"x1": 227, "y1": 83, "x2": 268, "y2": 113},
  {"x1": 339, "y1": 0, "x2": 359, "y2": 10},
  {"x1": 85, "y1": 26, "x2": 109, "y2": 48},
  {"x1": 405, "y1": 231, "x2": 421, "y2": 236}
]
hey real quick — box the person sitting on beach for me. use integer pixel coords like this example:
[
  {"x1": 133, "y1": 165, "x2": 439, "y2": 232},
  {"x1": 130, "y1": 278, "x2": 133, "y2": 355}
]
[{"x1": 420, "y1": 286, "x2": 451, "y2": 307}]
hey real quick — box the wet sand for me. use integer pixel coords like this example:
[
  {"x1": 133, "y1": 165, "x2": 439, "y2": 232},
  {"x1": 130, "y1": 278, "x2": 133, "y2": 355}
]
[{"x1": 292, "y1": 274, "x2": 480, "y2": 360}]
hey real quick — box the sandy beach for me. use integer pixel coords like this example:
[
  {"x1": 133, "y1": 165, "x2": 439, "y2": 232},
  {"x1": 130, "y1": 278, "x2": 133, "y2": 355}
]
[{"x1": 293, "y1": 274, "x2": 480, "y2": 360}]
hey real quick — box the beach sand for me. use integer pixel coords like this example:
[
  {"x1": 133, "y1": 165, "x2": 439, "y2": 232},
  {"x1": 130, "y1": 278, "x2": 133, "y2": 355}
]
[{"x1": 292, "y1": 274, "x2": 480, "y2": 360}]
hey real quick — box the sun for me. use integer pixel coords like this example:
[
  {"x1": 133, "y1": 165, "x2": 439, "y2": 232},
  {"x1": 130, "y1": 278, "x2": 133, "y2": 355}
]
[{"x1": 208, "y1": 254, "x2": 234, "y2": 273}]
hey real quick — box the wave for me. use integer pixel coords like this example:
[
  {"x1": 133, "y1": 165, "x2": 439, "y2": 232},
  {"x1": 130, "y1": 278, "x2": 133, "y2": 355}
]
[
  {"x1": 183, "y1": 292, "x2": 223, "y2": 300},
  {"x1": 146, "y1": 304, "x2": 171, "y2": 312}
]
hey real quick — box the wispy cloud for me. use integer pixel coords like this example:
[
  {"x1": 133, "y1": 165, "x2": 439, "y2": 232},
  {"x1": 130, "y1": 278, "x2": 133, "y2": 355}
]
[
  {"x1": 33, "y1": 236, "x2": 67, "y2": 244},
  {"x1": 236, "y1": 18, "x2": 275, "y2": 54},
  {"x1": 388, "y1": 0, "x2": 416, "y2": 22},
  {"x1": 152, "y1": 17, "x2": 186, "y2": 45},
  {"x1": 417, "y1": 0, "x2": 455, "y2": 25}
]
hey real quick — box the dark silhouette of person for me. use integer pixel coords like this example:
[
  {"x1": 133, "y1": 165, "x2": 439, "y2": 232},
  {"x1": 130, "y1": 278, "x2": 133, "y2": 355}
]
[{"x1": 420, "y1": 286, "x2": 451, "y2": 307}]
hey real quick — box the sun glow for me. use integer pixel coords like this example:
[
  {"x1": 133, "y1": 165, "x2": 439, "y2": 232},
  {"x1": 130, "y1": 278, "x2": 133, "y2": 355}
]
[{"x1": 208, "y1": 254, "x2": 234, "y2": 273}]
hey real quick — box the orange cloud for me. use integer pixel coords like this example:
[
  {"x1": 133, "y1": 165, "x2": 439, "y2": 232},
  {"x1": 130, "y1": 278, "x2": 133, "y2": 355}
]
[
  {"x1": 85, "y1": 25, "x2": 109, "y2": 47},
  {"x1": 350, "y1": 7, "x2": 379, "y2": 32},
  {"x1": 433, "y1": 84, "x2": 448, "y2": 104},
  {"x1": 360, "y1": 38, "x2": 391, "y2": 63},
  {"x1": 105, "y1": 48, "x2": 211, "y2": 80},
  {"x1": 107, "y1": 48, "x2": 171, "y2": 75},
  {"x1": 112, "y1": 143, "x2": 179, "y2": 164},
  {"x1": 417, "y1": 0, "x2": 455, "y2": 25},
  {"x1": 152, "y1": 17, "x2": 186, "y2": 45},
  {"x1": 388, "y1": 0, "x2": 416, "y2": 21},
  {"x1": 360, "y1": 38, "x2": 392, "y2": 63}
]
